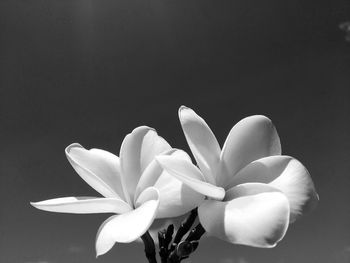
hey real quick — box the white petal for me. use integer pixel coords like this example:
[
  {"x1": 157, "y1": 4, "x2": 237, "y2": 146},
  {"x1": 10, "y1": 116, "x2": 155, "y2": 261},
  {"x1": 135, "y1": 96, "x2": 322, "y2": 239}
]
[
  {"x1": 95, "y1": 190, "x2": 160, "y2": 256},
  {"x1": 136, "y1": 149, "x2": 204, "y2": 218},
  {"x1": 31, "y1": 197, "x2": 132, "y2": 214},
  {"x1": 66, "y1": 143, "x2": 124, "y2": 199},
  {"x1": 224, "y1": 182, "x2": 282, "y2": 201},
  {"x1": 228, "y1": 156, "x2": 318, "y2": 222},
  {"x1": 198, "y1": 186, "x2": 290, "y2": 247},
  {"x1": 135, "y1": 187, "x2": 160, "y2": 207},
  {"x1": 140, "y1": 130, "x2": 172, "y2": 172},
  {"x1": 134, "y1": 149, "x2": 178, "y2": 201},
  {"x1": 119, "y1": 126, "x2": 154, "y2": 203},
  {"x1": 153, "y1": 171, "x2": 204, "y2": 218},
  {"x1": 156, "y1": 154, "x2": 225, "y2": 200},
  {"x1": 219, "y1": 115, "x2": 281, "y2": 187},
  {"x1": 178, "y1": 106, "x2": 220, "y2": 184}
]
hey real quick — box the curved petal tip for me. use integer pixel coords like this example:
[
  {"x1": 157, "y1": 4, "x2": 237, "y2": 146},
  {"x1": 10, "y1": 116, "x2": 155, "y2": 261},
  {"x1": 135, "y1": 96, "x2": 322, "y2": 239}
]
[
  {"x1": 65, "y1": 143, "x2": 83, "y2": 154},
  {"x1": 199, "y1": 191, "x2": 290, "y2": 248},
  {"x1": 95, "y1": 197, "x2": 160, "y2": 256}
]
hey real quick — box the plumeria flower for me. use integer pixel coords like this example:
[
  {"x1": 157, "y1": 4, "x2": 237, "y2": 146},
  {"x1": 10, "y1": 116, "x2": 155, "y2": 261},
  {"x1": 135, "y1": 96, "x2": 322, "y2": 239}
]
[
  {"x1": 157, "y1": 106, "x2": 319, "y2": 248},
  {"x1": 31, "y1": 126, "x2": 203, "y2": 256}
]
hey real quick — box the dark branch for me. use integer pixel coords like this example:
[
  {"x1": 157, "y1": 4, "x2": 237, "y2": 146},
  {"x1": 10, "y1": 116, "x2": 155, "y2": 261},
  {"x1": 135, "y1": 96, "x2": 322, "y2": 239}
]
[
  {"x1": 158, "y1": 229, "x2": 167, "y2": 263},
  {"x1": 141, "y1": 231, "x2": 158, "y2": 263},
  {"x1": 185, "y1": 223, "x2": 205, "y2": 242},
  {"x1": 164, "y1": 224, "x2": 174, "y2": 248},
  {"x1": 170, "y1": 209, "x2": 198, "y2": 252},
  {"x1": 156, "y1": 209, "x2": 206, "y2": 263},
  {"x1": 159, "y1": 224, "x2": 175, "y2": 263}
]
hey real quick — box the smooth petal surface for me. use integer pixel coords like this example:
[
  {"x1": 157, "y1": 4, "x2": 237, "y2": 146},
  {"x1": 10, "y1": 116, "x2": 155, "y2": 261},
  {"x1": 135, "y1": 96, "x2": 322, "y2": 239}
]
[
  {"x1": 119, "y1": 126, "x2": 154, "y2": 203},
  {"x1": 31, "y1": 197, "x2": 132, "y2": 214},
  {"x1": 95, "y1": 188, "x2": 160, "y2": 256},
  {"x1": 136, "y1": 149, "x2": 204, "y2": 218},
  {"x1": 224, "y1": 182, "x2": 282, "y2": 201},
  {"x1": 135, "y1": 187, "x2": 160, "y2": 207},
  {"x1": 219, "y1": 115, "x2": 281, "y2": 187},
  {"x1": 227, "y1": 155, "x2": 318, "y2": 222},
  {"x1": 198, "y1": 185, "x2": 290, "y2": 247},
  {"x1": 134, "y1": 149, "x2": 178, "y2": 201},
  {"x1": 66, "y1": 144, "x2": 124, "y2": 199},
  {"x1": 156, "y1": 154, "x2": 225, "y2": 200},
  {"x1": 179, "y1": 106, "x2": 220, "y2": 184},
  {"x1": 140, "y1": 130, "x2": 171, "y2": 172},
  {"x1": 153, "y1": 171, "x2": 204, "y2": 218}
]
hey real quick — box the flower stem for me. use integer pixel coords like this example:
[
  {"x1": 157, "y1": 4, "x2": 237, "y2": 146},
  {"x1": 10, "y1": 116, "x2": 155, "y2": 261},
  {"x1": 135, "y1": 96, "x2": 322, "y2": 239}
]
[
  {"x1": 167, "y1": 223, "x2": 205, "y2": 263},
  {"x1": 159, "y1": 224, "x2": 174, "y2": 263},
  {"x1": 185, "y1": 223, "x2": 205, "y2": 242},
  {"x1": 165, "y1": 209, "x2": 206, "y2": 263},
  {"x1": 156, "y1": 209, "x2": 206, "y2": 263},
  {"x1": 170, "y1": 209, "x2": 198, "y2": 252},
  {"x1": 141, "y1": 231, "x2": 158, "y2": 263}
]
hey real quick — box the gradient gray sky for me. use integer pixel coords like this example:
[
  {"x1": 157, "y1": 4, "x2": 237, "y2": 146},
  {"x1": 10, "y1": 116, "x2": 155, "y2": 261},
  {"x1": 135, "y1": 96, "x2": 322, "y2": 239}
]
[{"x1": 1, "y1": 0, "x2": 350, "y2": 262}]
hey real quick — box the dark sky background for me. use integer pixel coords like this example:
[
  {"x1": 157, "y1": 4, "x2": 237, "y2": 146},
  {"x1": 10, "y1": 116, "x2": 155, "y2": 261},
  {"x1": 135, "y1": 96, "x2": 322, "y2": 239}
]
[{"x1": 1, "y1": 0, "x2": 350, "y2": 263}]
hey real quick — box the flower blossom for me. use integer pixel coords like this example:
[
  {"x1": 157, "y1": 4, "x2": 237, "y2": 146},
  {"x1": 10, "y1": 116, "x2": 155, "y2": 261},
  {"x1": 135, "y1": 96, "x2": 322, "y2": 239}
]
[
  {"x1": 31, "y1": 126, "x2": 203, "y2": 256},
  {"x1": 157, "y1": 106, "x2": 319, "y2": 248}
]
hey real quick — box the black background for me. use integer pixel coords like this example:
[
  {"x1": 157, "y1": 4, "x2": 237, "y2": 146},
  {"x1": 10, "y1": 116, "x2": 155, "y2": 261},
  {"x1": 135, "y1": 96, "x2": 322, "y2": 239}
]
[{"x1": 1, "y1": 0, "x2": 350, "y2": 262}]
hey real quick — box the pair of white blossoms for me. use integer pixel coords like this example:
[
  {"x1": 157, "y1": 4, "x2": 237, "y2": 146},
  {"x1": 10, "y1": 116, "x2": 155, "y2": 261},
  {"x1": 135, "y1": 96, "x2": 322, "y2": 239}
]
[{"x1": 32, "y1": 106, "x2": 318, "y2": 257}]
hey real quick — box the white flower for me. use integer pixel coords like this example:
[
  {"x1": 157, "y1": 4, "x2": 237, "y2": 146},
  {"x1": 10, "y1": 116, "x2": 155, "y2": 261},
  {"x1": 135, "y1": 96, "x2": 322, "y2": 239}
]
[
  {"x1": 157, "y1": 106, "x2": 319, "y2": 248},
  {"x1": 31, "y1": 126, "x2": 203, "y2": 256}
]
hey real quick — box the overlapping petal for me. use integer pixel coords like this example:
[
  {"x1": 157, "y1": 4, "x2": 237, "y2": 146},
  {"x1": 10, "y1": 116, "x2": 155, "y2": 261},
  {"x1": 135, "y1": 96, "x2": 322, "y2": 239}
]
[
  {"x1": 140, "y1": 130, "x2": 171, "y2": 172},
  {"x1": 169, "y1": 107, "x2": 317, "y2": 250},
  {"x1": 120, "y1": 126, "x2": 172, "y2": 204},
  {"x1": 119, "y1": 126, "x2": 154, "y2": 203},
  {"x1": 135, "y1": 149, "x2": 204, "y2": 218},
  {"x1": 135, "y1": 187, "x2": 160, "y2": 208},
  {"x1": 198, "y1": 183, "x2": 290, "y2": 247},
  {"x1": 179, "y1": 106, "x2": 220, "y2": 184},
  {"x1": 156, "y1": 154, "x2": 225, "y2": 200},
  {"x1": 66, "y1": 144, "x2": 124, "y2": 199},
  {"x1": 32, "y1": 104, "x2": 317, "y2": 259},
  {"x1": 152, "y1": 171, "x2": 204, "y2": 218},
  {"x1": 219, "y1": 115, "x2": 281, "y2": 187},
  {"x1": 224, "y1": 182, "x2": 282, "y2": 201},
  {"x1": 134, "y1": 149, "x2": 178, "y2": 200},
  {"x1": 31, "y1": 197, "x2": 132, "y2": 214},
  {"x1": 95, "y1": 187, "x2": 160, "y2": 256},
  {"x1": 34, "y1": 125, "x2": 210, "y2": 257},
  {"x1": 227, "y1": 155, "x2": 318, "y2": 222}
]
